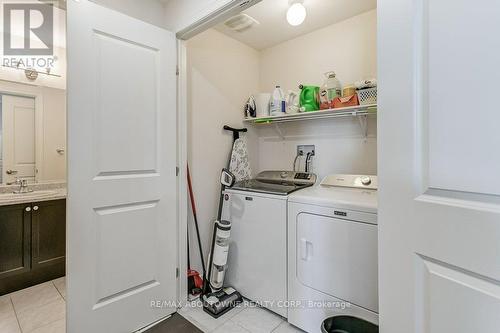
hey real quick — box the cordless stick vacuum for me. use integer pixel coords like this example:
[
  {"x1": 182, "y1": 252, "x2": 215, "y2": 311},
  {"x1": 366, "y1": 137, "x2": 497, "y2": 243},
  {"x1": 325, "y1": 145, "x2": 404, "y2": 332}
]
[{"x1": 202, "y1": 168, "x2": 243, "y2": 318}]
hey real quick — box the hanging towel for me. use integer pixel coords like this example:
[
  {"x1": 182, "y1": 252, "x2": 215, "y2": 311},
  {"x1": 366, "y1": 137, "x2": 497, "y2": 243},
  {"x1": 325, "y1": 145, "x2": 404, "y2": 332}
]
[{"x1": 229, "y1": 138, "x2": 252, "y2": 182}]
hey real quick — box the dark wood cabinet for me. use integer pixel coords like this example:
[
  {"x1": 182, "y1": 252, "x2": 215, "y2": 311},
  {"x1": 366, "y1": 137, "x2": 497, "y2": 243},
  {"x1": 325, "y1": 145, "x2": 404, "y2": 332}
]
[
  {"x1": 0, "y1": 204, "x2": 31, "y2": 279},
  {"x1": 31, "y1": 199, "x2": 66, "y2": 269},
  {"x1": 0, "y1": 199, "x2": 65, "y2": 295}
]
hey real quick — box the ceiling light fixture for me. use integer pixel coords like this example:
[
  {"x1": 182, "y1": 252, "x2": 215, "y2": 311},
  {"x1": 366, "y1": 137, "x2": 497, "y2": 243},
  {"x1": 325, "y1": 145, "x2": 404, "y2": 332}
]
[{"x1": 287, "y1": 0, "x2": 306, "y2": 26}]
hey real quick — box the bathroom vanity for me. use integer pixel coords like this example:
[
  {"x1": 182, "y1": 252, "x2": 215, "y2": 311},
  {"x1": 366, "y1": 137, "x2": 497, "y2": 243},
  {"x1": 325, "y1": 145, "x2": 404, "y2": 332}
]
[
  {"x1": 0, "y1": 67, "x2": 67, "y2": 296},
  {"x1": 0, "y1": 188, "x2": 66, "y2": 295}
]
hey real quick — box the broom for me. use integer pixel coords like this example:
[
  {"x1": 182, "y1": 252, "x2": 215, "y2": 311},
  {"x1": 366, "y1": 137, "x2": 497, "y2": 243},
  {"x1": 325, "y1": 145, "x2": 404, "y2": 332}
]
[{"x1": 187, "y1": 165, "x2": 205, "y2": 295}]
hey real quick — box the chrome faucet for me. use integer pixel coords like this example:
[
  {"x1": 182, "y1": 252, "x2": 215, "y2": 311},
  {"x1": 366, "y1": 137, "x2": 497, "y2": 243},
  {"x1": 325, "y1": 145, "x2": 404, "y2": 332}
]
[{"x1": 14, "y1": 179, "x2": 33, "y2": 194}]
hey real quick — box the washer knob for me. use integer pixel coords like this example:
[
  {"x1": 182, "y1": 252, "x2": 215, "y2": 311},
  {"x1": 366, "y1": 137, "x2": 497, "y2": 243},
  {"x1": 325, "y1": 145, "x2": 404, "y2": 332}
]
[
  {"x1": 280, "y1": 172, "x2": 288, "y2": 179},
  {"x1": 360, "y1": 176, "x2": 372, "y2": 186}
]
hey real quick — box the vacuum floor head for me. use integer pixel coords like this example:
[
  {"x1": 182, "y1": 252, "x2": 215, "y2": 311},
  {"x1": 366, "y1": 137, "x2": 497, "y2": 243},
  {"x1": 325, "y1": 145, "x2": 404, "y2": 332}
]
[{"x1": 202, "y1": 287, "x2": 242, "y2": 318}]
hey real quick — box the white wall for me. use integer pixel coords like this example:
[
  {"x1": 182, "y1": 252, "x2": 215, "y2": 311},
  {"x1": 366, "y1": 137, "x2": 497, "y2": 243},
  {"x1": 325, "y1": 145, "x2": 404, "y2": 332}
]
[
  {"x1": 255, "y1": 9, "x2": 377, "y2": 179},
  {"x1": 0, "y1": 4, "x2": 66, "y2": 89},
  {"x1": 186, "y1": 29, "x2": 260, "y2": 272},
  {"x1": 259, "y1": 9, "x2": 377, "y2": 93},
  {"x1": 40, "y1": 87, "x2": 66, "y2": 182},
  {"x1": 92, "y1": 0, "x2": 167, "y2": 28},
  {"x1": 164, "y1": 0, "x2": 233, "y2": 32},
  {"x1": 254, "y1": 118, "x2": 377, "y2": 180},
  {"x1": 0, "y1": 45, "x2": 67, "y2": 90}
]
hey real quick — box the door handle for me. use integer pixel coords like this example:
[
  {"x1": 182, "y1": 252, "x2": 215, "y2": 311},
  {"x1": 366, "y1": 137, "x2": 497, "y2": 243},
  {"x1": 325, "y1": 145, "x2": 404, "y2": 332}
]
[
  {"x1": 33, "y1": 206, "x2": 39, "y2": 211},
  {"x1": 6, "y1": 169, "x2": 18, "y2": 175},
  {"x1": 25, "y1": 207, "x2": 31, "y2": 212},
  {"x1": 300, "y1": 238, "x2": 313, "y2": 261}
]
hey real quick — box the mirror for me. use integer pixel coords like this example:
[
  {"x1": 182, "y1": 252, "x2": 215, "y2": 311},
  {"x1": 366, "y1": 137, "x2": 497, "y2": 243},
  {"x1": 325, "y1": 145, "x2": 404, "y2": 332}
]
[{"x1": 0, "y1": 86, "x2": 66, "y2": 185}]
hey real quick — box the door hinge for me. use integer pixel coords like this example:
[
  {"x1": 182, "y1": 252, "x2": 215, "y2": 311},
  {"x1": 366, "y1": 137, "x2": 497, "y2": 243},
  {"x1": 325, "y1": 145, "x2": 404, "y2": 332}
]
[
  {"x1": 176, "y1": 66, "x2": 179, "y2": 76},
  {"x1": 176, "y1": 167, "x2": 179, "y2": 176},
  {"x1": 176, "y1": 267, "x2": 179, "y2": 278}
]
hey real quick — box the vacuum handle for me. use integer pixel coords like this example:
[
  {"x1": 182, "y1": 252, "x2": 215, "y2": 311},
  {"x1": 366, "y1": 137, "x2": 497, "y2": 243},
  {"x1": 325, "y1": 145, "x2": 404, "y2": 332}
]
[{"x1": 203, "y1": 221, "x2": 220, "y2": 295}]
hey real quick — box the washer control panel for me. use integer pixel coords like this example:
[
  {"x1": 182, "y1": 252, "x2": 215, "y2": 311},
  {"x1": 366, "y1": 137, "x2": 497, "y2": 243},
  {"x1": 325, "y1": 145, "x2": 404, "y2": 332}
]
[
  {"x1": 256, "y1": 171, "x2": 317, "y2": 185},
  {"x1": 294, "y1": 172, "x2": 312, "y2": 180}
]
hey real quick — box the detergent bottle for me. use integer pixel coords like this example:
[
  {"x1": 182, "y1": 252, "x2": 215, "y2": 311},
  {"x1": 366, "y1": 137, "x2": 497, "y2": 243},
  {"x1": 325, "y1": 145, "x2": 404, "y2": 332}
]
[{"x1": 299, "y1": 85, "x2": 320, "y2": 112}]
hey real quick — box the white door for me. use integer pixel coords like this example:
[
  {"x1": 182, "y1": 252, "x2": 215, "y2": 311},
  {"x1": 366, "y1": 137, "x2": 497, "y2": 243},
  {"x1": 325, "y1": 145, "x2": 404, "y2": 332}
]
[
  {"x1": 67, "y1": 1, "x2": 178, "y2": 332},
  {"x1": 379, "y1": 1, "x2": 500, "y2": 332},
  {"x1": 2, "y1": 95, "x2": 36, "y2": 184}
]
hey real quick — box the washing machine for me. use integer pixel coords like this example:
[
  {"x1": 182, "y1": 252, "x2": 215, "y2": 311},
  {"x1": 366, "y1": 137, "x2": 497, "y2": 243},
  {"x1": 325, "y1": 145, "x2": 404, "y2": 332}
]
[
  {"x1": 222, "y1": 170, "x2": 316, "y2": 317},
  {"x1": 287, "y1": 174, "x2": 378, "y2": 332}
]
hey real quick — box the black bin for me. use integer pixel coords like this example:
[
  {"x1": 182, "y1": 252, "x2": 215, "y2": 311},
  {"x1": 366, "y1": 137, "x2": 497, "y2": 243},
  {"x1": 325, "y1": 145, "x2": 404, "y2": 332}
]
[{"x1": 321, "y1": 316, "x2": 378, "y2": 333}]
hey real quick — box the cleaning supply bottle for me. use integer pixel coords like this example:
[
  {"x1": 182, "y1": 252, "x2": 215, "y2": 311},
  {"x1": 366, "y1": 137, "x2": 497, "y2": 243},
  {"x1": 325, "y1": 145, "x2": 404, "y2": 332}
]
[
  {"x1": 270, "y1": 86, "x2": 285, "y2": 116},
  {"x1": 299, "y1": 85, "x2": 320, "y2": 112},
  {"x1": 319, "y1": 71, "x2": 342, "y2": 109},
  {"x1": 286, "y1": 90, "x2": 300, "y2": 114}
]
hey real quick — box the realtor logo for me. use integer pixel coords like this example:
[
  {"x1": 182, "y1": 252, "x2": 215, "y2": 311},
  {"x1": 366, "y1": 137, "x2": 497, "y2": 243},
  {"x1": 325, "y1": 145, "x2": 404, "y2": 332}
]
[{"x1": 3, "y1": 3, "x2": 53, "y2": 55}]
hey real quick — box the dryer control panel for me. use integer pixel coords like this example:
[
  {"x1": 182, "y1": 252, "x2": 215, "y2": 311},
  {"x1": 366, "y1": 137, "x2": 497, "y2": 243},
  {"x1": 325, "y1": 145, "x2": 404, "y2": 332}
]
[{"x1": 321, "y1": 174, "x2": 378, "y2": 190}]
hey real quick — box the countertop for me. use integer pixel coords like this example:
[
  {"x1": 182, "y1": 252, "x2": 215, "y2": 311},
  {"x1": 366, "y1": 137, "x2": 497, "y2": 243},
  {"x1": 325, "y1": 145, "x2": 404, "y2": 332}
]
[{"x1": 0, "y1": 182, "x2": 67, "y2": 207}]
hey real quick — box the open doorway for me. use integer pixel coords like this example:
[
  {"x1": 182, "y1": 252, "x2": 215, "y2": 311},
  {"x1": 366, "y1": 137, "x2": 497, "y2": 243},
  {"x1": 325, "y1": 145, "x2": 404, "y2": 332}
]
[
  {"x1": 0, "y1": 1, "x2": 67, "y2": 332},
  {"x1": 179, "y1": 0, "x2": 377, "y2": 332}
]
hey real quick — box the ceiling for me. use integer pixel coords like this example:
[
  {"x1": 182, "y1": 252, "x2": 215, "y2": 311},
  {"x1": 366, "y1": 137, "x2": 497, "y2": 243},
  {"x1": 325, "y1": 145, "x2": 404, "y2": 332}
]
[{"x1": 214, "y1": 0, "x2": 376, "y2": 50}]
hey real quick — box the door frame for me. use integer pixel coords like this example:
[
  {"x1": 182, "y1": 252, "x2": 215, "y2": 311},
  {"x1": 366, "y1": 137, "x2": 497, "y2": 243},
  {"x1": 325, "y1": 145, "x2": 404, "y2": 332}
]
[
  {"x1": 0, "y1": 81, "x2": 44, "y2": 183},
  {"x1": 176, "y1": 39, "x2": 188, "y2": 304},
  {"x1": 174, "y1": 0, "x2": 263, "y2": 306}
]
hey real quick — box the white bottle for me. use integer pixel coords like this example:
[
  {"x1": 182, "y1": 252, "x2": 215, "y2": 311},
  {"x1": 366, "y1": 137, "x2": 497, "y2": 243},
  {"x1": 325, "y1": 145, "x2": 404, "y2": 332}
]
[
  {"x1": 320, "y1": 72, "x2": 342, "y2": 108},
  {"x1": 270, "y1": 86, "x2": 285, "y2": 116},
  {"x1": 286, "y1": 90, "x2": 300, "y2": 114}
]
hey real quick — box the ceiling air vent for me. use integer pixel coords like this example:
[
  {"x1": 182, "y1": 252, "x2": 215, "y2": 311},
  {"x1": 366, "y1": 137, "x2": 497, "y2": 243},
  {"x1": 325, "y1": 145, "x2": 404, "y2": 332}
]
[{"x1": 224, "y1": 14, "x2": 259, "y2": 32}]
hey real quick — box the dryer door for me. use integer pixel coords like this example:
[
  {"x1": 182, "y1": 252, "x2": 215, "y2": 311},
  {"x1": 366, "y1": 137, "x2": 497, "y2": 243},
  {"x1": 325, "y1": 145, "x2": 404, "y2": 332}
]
[{"x1": 296, "y1": 212, "x2": 378, "y2": 312}]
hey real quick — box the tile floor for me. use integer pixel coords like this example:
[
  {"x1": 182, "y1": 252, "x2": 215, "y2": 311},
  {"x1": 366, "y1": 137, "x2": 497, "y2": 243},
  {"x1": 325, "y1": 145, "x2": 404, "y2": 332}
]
[
  {"x1": 0, "y1": 277, "x2": 66, "y2": 333},
  {"x1": 1, "y1": 279, "x2": 304, "y2": 333},
  {"x1": 178, "y1": 300, "x2": 304, "y2": 333}
]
